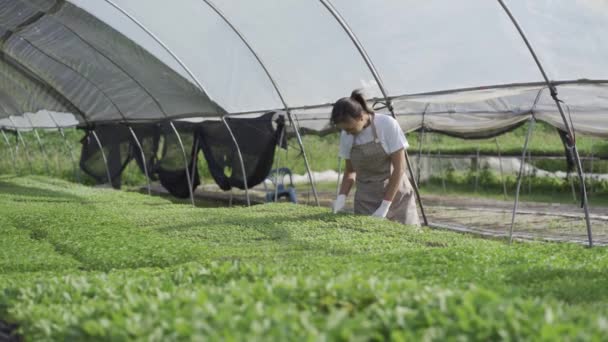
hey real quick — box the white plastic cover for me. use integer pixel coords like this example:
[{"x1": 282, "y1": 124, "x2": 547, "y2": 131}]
[{"x1": 0, "y1": 0, "x2": 606, "y2": 137}]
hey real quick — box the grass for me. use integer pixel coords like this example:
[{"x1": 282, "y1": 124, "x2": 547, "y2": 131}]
[
  {"x1": 2, "y1": 121, "x2": 607, "y2": 186},
  {"x1": 419, "y1": 169, "x2": 608, "y2": 207},
  {"x1": 2, "y1": 122, "x2": 608, "y2": 210},
  {"x1": 408, "y1": 121, "x2": 608, "y2": 158},
  {"x1": 1, "y1": 176, "x2": 608, "y2": 340}
]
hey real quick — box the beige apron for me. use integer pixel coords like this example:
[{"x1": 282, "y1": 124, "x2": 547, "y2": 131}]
[{"x1": 350, "y1": 116, "x2": 420, "y2": 226}]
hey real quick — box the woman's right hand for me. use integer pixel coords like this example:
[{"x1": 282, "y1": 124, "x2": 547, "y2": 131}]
[{"x1": 332, "y1": 194, "x2": 346, "y2": 213}]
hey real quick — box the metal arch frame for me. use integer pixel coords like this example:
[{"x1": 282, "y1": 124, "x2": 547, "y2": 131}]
[
  {"x1": 199, "y1": 0, "x2": 320, "y2": 206},
  {"x1": 128, "y1": 126, "x2": 152, "y2": 196},
  {"x1": 2, "y1": 38, "x2": 116, "y2": 191},
  {"x1": 2, "y1": 57, "x2": 109, "y2": 187},
  {"x1": 0, "y1": 21, "x2": 117, "y2": 188},
  {"x1": 102, "y1": 0, "x2": 248, "y2": 206},
  {"x1": 89, "y1": 129, "x2": 113, "y2": 185},
  {"x1": 46, "y1": 112, "x2": 81, "y2": 183},
  {"x1": 494, "y1": 137, "x2": 507, "y2": 200},
  {"x1": 318, "y1": 0, "x2": 428, "y2": 225},
  {"x1": 497, "y1": 0, "x2": 593, "y2": 247},
  {"x1": 272, "y1": 120, "x2": 286, "y2": 203},
  {"x1": 15, "y1": 0, "x2": 169, "y2": 197},
  {"x1": 24, "y1": 115, "x2": 51, "y2": 175},
  {"x1": 17, "y1": 0, "x2": 169, "y2": 120},
  {"x1": 168, "y1": 120, "x2": 197, "y2": 206},
  {"x1": 13, "y1": 32, "x2": 120, "y2": 183},
  {"x1": 0, "y1": 128, "x2": 19, "y2": 174},
  {"x1": 7, "y1": 116, "x2": 33, "y2": 173},
  {"x1": 509, "y1": 116, "x2": 535, "y2": 244},
  {"x1": 416, "y1": 104, "x2": 430, "y2": 186}
]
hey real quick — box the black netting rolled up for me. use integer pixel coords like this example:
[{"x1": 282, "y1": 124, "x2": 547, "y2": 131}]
[
  {"x1": 198, "y1": 112, "x2": 284, "y2": 191},
  {"x1": 153, "y1": 122, "x2": 200, "y2": 198},
  {"x1": 79, "y1": 125, "x2": 132, "y2": 189}
]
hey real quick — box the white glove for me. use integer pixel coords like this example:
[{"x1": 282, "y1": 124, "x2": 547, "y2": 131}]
[
  {"x1": 332, "y1": 194, "x2": 346, "y2": 213},
  {"x1": 371, "y1": 200, "x2": 392, "y2": 218}
]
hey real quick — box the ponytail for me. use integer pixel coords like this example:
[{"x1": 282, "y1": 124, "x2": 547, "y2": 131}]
[
  {"x1": 330, "y1": 89, "x2": 373, "y2": 125},
  {"x1": 350, "y1": 89, "x2": 373, "y2": 114}
]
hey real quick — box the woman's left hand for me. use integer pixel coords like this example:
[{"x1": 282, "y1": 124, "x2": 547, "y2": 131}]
[{"x1": 371, "y1": 200, "x2": 392, "y2": 218}]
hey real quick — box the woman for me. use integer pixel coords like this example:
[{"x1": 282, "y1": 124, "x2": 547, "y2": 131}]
[{"x1": 331, "y1": 90, "x2": 420, "y2": 226}]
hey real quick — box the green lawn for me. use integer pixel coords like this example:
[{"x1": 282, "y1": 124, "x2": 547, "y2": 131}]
[{"x1": 1, "y1": 176, "x2": 608, "y2": 340}]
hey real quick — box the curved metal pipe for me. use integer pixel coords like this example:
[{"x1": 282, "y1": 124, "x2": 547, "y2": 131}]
[
  {"x1": 509, "y1": 117, "x2": 535, "y2": 244},
  {"x1": 221, "y1": 116, "x2": 249, "y2": 206},
  {"x1": 497, "y1": 0, "x2": 593, "y2": 247},
  {"x1": 32, "y1": 128, "x2": 50, "y2": 174},
  {"x1": 438, "y1": 150, "x2": 446, "y2": 193},
  {"x1": 169, "y1": 121, "x2": 196, "y2": 206},
  {"x1": 416, "y1": 104, "x2": 430, "y2": 185},
  {"x1": 273, "y1": 122, "x2": 285, "y2": 203},
  {"x1": 474, "y1": 146, "x2": 480, "y2": 193},
  {"x1": 58, "y1": 127, "x2": 81, "y2": 183},
  {"x1": 494, "y1": 137, "x2": 507, "y2": 200},
  {"x1": 335, "y1": 156, "x2": 342, "y2": 198},
  {"x1": 2, "y1": 29, "x2": 121, "y2": 186},
  {"x1": 23, "y1": 0, "x2": 172, "y2": 194},
  {"x1": 128, "y1": 126, "x2": 152, "y2": 195},
  {"x1": 200, "y1": 0, "x2": 319, "y2": 206},
  {"x1": 318, "y1": 0, "x2": 428, "y2": 224},
  {"x1": 22, "y1": 0, "x2": 173, "y2": 195},
  {"x1": 1, "y1": 129, "x2": 19, "y2": 174},
  {"x1": 24, "y1": 116, "x2": 51, "y2": 175},
  {"x1": 90, "y1": 129, "x2": 113, "y2": 187},
  {"x1": 46, "y1": 113, "x2": 81, "y2": 183},
  {"x1": 18, "y1": 0, "x2": 169, "y2": 121},
  {"x1": 8, "y1": 117, "x2": 33, "y2": 173},
  {"x1": 4, "y1": 2, "x2": 186, "y2": 201},
  {"x1": 102, "y1": 0, "x2": 244, "y2": 206}
]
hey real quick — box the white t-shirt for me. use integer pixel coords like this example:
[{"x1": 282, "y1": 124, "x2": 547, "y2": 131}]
[{"x1": 339, "y1": 113, "x2": 409, "y2": 159}]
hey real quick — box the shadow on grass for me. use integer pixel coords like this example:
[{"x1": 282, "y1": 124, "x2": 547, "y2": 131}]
[
  {"x1": 153, "y1": 211, "x2": 363, "y2": 256},
  {"x1": 0, "y1": 180, "x2": 82, "y2": 202},
  {"x1": 153, "y1": 211, "x2": 339, "y2": 235}
]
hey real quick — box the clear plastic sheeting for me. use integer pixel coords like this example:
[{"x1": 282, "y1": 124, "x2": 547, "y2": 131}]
[
  {"x1": 535, "y1": 84, "x2": 608, "y2": 138},
  {"x1": 330, "y1": 0, "x2": 541, "y2": 95},
  {"x1": 0, "y1": 111, "x2": 79, "y2": 130},
  {"x1": 69, "y1": 0, "x2": 283, "y2": 114},
  {"x1": 392, "y1": 83, "x2": 608, "y2": 139},
  {"x1": 214, "y1": 0, "x2": 381, "y2": 107},
  {"x1": 0, "y1": 0, "x2": 604, "y2": 137},
  {"x1": 507, "y1": 0, "x2": 608, "y2": 81}
]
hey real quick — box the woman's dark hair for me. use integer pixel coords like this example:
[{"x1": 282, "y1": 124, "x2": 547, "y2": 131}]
[{"x1": 330, "y1": 89, "x2": 373, "y2": 125}]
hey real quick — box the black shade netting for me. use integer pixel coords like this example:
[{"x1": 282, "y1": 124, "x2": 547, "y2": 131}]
[
  {"x1": 130, "y1": 123, "x2": 161, "y2": 181},
  {"x1": 197, "y1": 112, "x2": 285, "y2": 191},
  {"x1": 153, "y1": 122, "x2": 200, "y2": 198},
  {"x1": 79, "y1": 125, "x2": 132, "y2": 189}
]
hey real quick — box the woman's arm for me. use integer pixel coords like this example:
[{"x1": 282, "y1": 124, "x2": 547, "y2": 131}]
[
  {"x1": 338, "y1": 159, "x2": 356, "y2": 196},
  {"x1": 383, "y1": 148, "x2": 405, "y2": 201}
]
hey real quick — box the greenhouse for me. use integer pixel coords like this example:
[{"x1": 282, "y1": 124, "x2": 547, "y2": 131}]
[{"x1": 1, "y1": 0, "x2": 608, "y2": 340}]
